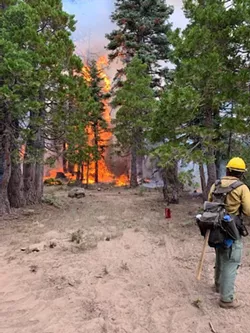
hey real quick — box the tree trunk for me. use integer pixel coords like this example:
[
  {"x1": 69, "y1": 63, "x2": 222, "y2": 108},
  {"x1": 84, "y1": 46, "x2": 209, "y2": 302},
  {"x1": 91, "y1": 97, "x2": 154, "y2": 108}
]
[
  {"x1": 23, "y1": 105, "x2": 45, "y2": 204},
  {"x1": 68, "y1": 162, "x2": 74, "y2": 175},
  {"x1": 227, "y1": 131, "x2": 232, "y2": 158},
  {"x1": 35, "y1": 162, "x2": 44, "y2": 202},
  {"x1": 23, "y1": 110, "x2": 37, "y2": 205},
  {"x1": 7, "y1": 120, "x2": 25, "y2": 208},
  {"x1": 0, "y1": 126, "x2": 11, "y2": 215},
  {"x1": 161, "y1": 161, "x2": 180, "y2": 204},
  {"x1": 206, "y1": 149, "x2": 217, "y2": 196},
  {"x1": 63, "y1": 142, "x2": 68, "y2": 173},
  {"x1": 137, "y1": 154, "x2": 143, "y2": 184},
  {"x1": 8, "y1": 161, "x2": 25, "y2": 208},
  {"x1": 23, "y1": 151, "x2": 44, "y2": 204},
  {"x1": 215, "y1": 151, "x2": 221, "y2": 179},
  {"x1": 135, "y1": 127, "x2": 143, "y2": 184},
  {"x1": 203, "y1": 106, "x2": 217, "y2": 197},
  {"x1": 0, "y1": 1, "x2": 11, "y2": 214},
  {"x1": 76, "y1": 164, "x2": 81, "y2": 181},
  {"x1": 86, "y1": 161, "x2": 90, "y2": 189},
  {"x1": 23, "y1": 150, "x2": 36, "y2": 205},
  {"x1": 35, "y1": 109, "x2": 45, "y2": 202},
  {"x1": 130, "y1": 145, "x2": 138, "y2": 187},
  {"x1": 80, "y1": 164, "x2": 84, "y2": 182},
  {"x1": 24, "y1": 141, "x2": 44, "y2": 204},
  {"x1": 161, "y1": 168, "x2": 168, "y2": 202},
  {"x1": 95, "y1": 160, "x2": 99, "y2": 183},
  {"x1": 199, "y1": 163, "x2": 207, "y2": 201},
  {"x1": 94, "y1": 124, "x2": 99, "y2": 183}
]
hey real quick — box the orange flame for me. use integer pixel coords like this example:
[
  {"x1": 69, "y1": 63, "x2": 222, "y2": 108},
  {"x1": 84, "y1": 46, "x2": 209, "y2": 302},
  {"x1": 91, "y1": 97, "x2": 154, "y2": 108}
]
[
  {"x1": 115, "y1": 174, "x2": 129, "y2": 186},
  {"x1": 44, "y1": 55, "x2": 129, "y2": 186}
]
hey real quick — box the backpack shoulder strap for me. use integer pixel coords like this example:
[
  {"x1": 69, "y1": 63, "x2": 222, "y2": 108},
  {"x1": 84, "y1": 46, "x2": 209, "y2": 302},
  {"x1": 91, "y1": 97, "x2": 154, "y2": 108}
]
[
  {"x1": 229, "y1": 180, "x2": 243, "y2": 191},
  {"x1": 212, "y1": 180, "x2": 243, "y2": 197}
]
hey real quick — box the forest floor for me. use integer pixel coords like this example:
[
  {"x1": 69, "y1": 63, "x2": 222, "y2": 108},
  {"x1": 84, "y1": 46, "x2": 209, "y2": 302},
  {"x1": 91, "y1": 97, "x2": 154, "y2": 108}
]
[{"x1": 1, "y1": 185, "x2": 250, "y2": 333}]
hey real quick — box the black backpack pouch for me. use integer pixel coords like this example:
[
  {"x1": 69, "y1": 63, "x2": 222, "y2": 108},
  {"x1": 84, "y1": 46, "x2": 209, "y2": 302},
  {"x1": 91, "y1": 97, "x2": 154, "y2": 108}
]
[
  {"x1": 208, "y1": 226, "x2": 226, "y2": 247},
  {"x1": 221, "y1": 217, "x2": 240, "y2": 240},
  {"x1": 233, "y1": 215, "x2": 249, "y2": 237}
]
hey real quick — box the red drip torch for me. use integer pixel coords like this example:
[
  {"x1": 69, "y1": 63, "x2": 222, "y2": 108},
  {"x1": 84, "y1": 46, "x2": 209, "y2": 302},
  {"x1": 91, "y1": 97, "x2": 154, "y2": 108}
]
[{"x1": 165, "y1": 208, "x2": 171, "y2": 219}]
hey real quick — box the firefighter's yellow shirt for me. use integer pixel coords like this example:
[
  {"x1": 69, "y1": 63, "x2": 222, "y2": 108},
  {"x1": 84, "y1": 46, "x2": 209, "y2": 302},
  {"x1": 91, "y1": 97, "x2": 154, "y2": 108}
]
[{"x1": 208, "y1": 176, "x2": 250, "y2": 216}]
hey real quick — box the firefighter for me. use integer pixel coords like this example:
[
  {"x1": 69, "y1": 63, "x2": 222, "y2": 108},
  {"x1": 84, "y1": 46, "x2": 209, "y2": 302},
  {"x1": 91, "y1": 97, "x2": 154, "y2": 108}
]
[{"x1": 208, "y1": 157, "x2": 250, "y2": 308}]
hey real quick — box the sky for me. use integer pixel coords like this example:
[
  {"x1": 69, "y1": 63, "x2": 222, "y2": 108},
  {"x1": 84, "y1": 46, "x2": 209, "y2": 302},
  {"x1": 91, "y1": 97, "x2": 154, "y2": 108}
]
[{"x1": 62, "y1": 0, "x2": 188, "y2": 59}]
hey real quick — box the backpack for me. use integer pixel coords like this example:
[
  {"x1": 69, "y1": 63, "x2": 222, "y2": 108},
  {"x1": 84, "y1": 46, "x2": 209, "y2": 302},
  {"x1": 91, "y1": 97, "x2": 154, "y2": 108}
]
[{"x1": 197, "y1": 180, "x2": 244, "y2": 248}]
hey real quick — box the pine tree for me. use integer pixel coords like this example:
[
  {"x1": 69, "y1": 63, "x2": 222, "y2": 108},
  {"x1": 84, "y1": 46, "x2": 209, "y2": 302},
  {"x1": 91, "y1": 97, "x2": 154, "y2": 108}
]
[
  {"x1": 0, "y1": 0, "x2": 39, "y2": 213},
  {"x1": 85, "y1": 60, "x2": 109, "y2": 183},
  {"x1": 0, "y1": 0, "x2": 90, "y2": 213},
  {"x1": 112, "y1": 56, "x2": 156, "y2": 187},
  {"x1": 21, "y1": 0, "x2": 78, "y2": 205},
  {"x1": 64, "y1": 73, "x2": 99, "y2": 184},
  {"x1": 63, "y1": 59, "x2": 110, "y2": 185},
  {"x1": 151, "y1": 0, "x2": 250, "y2": 198},
  {"x1": 107, "y1": 0, "x2": 173, "y2": 182},
  {"x1": 106, "y1": 0, "x2": 173, "y2": 87}
]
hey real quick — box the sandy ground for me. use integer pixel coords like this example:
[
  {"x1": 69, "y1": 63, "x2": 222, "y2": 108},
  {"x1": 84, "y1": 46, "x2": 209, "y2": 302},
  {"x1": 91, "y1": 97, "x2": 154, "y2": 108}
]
[{"x1": 1, "y1": 186, "x2": 250, "y2": 333}]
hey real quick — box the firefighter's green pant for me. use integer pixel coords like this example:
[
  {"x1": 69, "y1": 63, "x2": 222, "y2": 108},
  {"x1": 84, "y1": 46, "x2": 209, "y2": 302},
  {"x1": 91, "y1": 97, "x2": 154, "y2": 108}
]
[{"x1": 214, "y1": 239, "x2": 243, "y2": 302}]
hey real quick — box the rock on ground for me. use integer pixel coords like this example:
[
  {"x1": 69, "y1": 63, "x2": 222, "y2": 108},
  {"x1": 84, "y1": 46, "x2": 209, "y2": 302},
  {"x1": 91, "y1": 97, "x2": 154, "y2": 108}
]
[{"x1": 68, "y1": 188, "x2": 86, "y2": 199}]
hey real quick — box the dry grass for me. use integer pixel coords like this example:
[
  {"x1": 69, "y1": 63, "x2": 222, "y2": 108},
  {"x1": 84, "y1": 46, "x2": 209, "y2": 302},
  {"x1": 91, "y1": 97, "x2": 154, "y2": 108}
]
[
  {"x1": 71, "y1": 229, "x2": 83, "y2": 244},
  {"x1": 30, "y1": 265, "x2": 38, "y2": 273},
  {"x1": 157, "y1": 236, "x2": 166, "y2": 247},
  {"x1": 120, "y1": 261, "x2": 129, "y2": 271},
  {"x1": 41, "y1": 194, "x2": 61, "y2": 208},
  {"x1": 77, "y1": 239, "x2": 98, "y2": 252},
  {"x1": 103, "y1": 266, "x2": 109, "y2": 275},
  {"x1": 192, "y1": 298, "x2": 202, "y2": 309}
]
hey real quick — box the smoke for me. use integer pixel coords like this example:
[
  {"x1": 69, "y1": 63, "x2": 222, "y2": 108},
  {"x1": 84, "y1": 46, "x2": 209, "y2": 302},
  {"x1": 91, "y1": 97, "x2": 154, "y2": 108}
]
[
  {"x1": 62, "y1": 0, "x2": 188, "y2": 58},
  {"x1": 63, "y1": 0, "x2": 115, "y2": 58},
  {"x1": 59, "y1": 0, "x2": 187, "y2": 180}
]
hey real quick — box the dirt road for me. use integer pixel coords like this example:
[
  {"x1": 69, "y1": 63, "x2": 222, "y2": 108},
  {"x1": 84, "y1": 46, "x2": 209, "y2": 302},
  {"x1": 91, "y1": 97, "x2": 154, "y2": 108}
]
[{"x1": 1, "y1": 186, "x2": 250, "y2": 333}]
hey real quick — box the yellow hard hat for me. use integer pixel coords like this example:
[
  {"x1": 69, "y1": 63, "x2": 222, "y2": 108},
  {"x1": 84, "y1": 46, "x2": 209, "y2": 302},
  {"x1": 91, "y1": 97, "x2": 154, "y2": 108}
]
[{"x1": 226, "y1": 157, "x2": 247, "y2": 172}]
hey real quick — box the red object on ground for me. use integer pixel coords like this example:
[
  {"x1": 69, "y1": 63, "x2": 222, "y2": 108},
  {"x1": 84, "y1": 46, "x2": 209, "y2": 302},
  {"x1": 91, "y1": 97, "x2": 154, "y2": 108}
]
[{"x1": 165, "y1": 208, "x2": 171, "y2": 218}]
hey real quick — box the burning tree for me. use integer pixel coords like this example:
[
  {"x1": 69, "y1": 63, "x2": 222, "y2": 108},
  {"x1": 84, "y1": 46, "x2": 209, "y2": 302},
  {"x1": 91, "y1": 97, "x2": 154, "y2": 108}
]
[
  {"x1": 83, "y1": 59, "x2": 110, "y2": 183},
  {"x1": 61, "y1": 57, "x2": 113, "y2": 185},
  {"x1": 47, "y1": 56, "x2": 129, "y2": 186}
]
